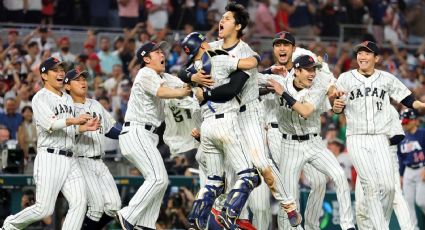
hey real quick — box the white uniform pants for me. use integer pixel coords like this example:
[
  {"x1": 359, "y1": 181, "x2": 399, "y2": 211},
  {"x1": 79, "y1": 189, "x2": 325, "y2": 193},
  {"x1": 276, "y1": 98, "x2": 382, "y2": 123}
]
[{"x1": 3, "y1": 150, "x2": 87, "y2": 230}]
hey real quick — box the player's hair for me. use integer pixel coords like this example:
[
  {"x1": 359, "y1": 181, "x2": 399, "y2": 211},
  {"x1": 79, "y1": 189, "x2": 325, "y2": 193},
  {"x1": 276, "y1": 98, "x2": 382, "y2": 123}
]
[
  {"x1": 98, "y1": 96, "x2": 110, "y2": 103},
  {"x1": 225, "y1": 2, "x2": 249, "y2": 38}
]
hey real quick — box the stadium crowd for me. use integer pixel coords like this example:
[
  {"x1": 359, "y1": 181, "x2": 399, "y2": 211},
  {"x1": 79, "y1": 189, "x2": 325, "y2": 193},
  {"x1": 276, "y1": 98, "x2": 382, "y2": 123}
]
[{"x1": 0, "y1": 0, "x2": 425, "y2": 229}]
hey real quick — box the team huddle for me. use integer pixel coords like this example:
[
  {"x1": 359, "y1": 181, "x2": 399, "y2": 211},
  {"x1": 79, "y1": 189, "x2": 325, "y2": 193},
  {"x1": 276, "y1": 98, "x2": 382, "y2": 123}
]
[{"x1": 2, "y1": 2, "x2": 425, "y2": 230}]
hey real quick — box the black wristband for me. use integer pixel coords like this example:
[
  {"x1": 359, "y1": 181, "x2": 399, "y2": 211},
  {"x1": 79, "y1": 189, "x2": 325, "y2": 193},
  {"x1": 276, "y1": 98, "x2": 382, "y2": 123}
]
[
  {"x1": 281, "y1": 92, "x2": 296, "y2": 107},
  {"x1": 261, "y1": 68, "x2": 273, "y2": 74},
  {"x1": 203, "y1": 90, "x2": 211, "y2": 101}
]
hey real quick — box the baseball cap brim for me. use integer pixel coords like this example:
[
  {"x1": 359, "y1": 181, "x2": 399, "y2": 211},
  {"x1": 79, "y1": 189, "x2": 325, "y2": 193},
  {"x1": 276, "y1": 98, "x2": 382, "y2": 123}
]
[
  {"x1": 272, "y1": 38, "x2": 294, "y2": 46},
  {"x1": 152, "y1": 41, "x2": 170, "y2": 53},
  {"x1": 401, "y1": 118, "x2": 412, "y2": 125},
  {"x1": 354, "y1": 45, "x2": 377, "y2": 54},
  {"x1": 303, "y1": 62, "x2": 322, "y2": 69}
]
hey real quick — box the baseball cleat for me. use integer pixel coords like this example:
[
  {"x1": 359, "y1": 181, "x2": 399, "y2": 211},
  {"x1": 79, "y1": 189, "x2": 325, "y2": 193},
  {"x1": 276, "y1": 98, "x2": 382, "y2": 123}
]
[
  {"x1": 287, "y1": 210, "x2": 302, "y2": 227},
  {"x1": 117, "y1": 212, "x2": 134, "y2": 230}
]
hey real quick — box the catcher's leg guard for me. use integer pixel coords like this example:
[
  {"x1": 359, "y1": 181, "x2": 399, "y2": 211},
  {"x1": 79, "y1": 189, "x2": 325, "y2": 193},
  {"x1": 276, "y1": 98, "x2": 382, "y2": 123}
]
[
  {"x1": 188, "y1": 175, "x2": 225, "y2": 229},
  {"x1": 219, "y1": 169, "x2": 261, "y2": 229}
]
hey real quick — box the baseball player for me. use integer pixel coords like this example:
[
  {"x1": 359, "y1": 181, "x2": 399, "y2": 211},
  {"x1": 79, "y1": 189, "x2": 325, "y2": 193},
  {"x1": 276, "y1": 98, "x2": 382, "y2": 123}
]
[
  {"x1": 332, "y1": 41, "x2": 425, "y2": 229},
  {"x1": 163, "y1": 95, "x2": 201, "y2": 166},
  {"x1": 181, "y1": 3, "x2": 301, "y2": 228},
  {"x1": 116, "y1": 41, "x2": 191, "y2": 230},
  {"x1": 180, "y1": 32, "x2": 263, "y2": 230},
  {"x1": 355, "y1": 106, "x2": 415, "y2": 230},
  {"x1": 260, "y1": 32, "x2": 329, "y2": 230},
  {"x1": 267, "y1": 54, "x2": 355, "y2": 230},
  {"x1": 398, "y1": 108, "x2": 425, "y2": 229},
  {"x1": 63, "y1": 68, "x2": 122, "y2": 230},
  {"x1": 2, "y1": 57, "x2": 99, "y2": 230}
]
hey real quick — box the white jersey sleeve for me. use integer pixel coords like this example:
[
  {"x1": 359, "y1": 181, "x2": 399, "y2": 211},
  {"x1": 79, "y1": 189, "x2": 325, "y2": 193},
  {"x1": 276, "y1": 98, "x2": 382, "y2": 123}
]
[
  {"x1": 211, "y1": 55, "x2": 239, "y2": 80},
  {"x1": 386, "y1": 73, "x2": 411, "y2": 103}
]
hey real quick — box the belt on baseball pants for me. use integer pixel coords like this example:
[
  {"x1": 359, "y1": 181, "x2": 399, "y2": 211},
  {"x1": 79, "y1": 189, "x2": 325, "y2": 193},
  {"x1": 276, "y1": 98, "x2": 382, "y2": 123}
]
[
  {"x1": 270, "y1": 123, "x2": 278, "y2": 128},
  {"x1": 124, "y1": 122, "x2": 158, "y2": 134},
  {"x1": 407, "y1": 162, "x2": 425, "y2": 169},
  {"x1": 78, "y1": 155, "x2": 102, "y2": 160},
  {"x1": 282, "y1": 133, "x2": 318, "y2": 141},
  {"x1": 47, "y1": 148, "x2": 74, "y2": 157},
  {"x1": 215, "y1": 113, "x2": 224, "y2": 119}
]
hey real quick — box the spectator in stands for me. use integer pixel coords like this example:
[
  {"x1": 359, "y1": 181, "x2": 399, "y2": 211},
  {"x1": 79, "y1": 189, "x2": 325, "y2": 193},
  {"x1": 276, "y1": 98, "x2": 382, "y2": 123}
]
[
  {"x1": 24, "y1": 41, "x2": 40, "y2": 72},
  {"x1": 15, "y1": 83, "x2": 32, "y2": 111},
  {"x1": 317, "y1": 0, "x2": 344, "y2": 37},
  {"x1": 281, "y1": 0, "x2": 316, "y2": 37},
  {"x1": 254, "y1": 0, "x2": 276, "y2": 37},
  {"x1": 327, "y1": 138, "x2": 354, "y2": 189},
  {"x1": 103, "y1": 64, "x2": 124, "y2": 94},
  {"x1": 17, "y1": 106, "x2": 37, "y2": 160},
  {"x1": 3, "y1": 29, "x2": 20, "y2": 49},
  {"x1": 383, "y1": 0, "x2": 407, "y2": 45},
  {"x1": 52, "y1": 37, "x2": 76, "y2": 64},
  {"x1": 368, "y1": 0, "x2": 389, "y2": 45},
  {"x1": 41, "y1": 0, "x2": 54, "y2": 25},
  {"x1": 147, "y1": 0, "x2": 168, "y2": 31},
  {"x1": 25, "y1": 0, "x2": 42, "y2": 24},
  {"x1": 118, "y1": 0, "x2": 139, "y2": 28},
  {"x1": 0, "y1": 97, "x2": 23, "y2": 140},
  {"x1": 97, "y1": 37, "x2": 122, "y2": 75},
  {"x1": 26, "y1": 27, "x2": 56, "y2": 53},
  {"x1": 83, "y1": 42, "x2": 96, "y2": 56},
  {"x1": 405, "y1": 0, "x2": 425, "y2": 44},
  {"x1": 195, "y1": 0, "x2": 210, "y2": 30},
  {"x1": 3, "y1": 0, "x2": 25, "y2": 23}
]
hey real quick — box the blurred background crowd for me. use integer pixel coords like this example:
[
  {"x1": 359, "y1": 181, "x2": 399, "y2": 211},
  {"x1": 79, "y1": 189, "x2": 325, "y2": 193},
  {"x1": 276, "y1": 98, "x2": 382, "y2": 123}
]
[{"x1": 0, "y1": 0, "x2": 425, "y2": 229}]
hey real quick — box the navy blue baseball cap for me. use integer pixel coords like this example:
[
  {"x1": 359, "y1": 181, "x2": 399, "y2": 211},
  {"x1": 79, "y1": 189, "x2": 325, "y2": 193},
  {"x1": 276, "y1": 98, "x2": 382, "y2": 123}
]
[
  {"x1": 355, "y1": 41, "x2": 380, "y2": 55},
  {"x1": 136, "y1": 41, "x2": 169, "y2": 66},
  {"x1": 180, "y1": 32, "x2": 206, "y2": 61},
  {"x1": 294, "y1": 55, "x2": 322, "y2": 69},
  {"x1": 39, "y1": 57, "x2": 65, "y2": 74},
  {"x1": 273, "y1": 31, "x2": 295, "y2": 46},
  {"x1": 64, "y1": 68, "x2": 89, "y2": 84},
  {"x1": 401, "y1": 108, "x2": 419, "y2": 124}
]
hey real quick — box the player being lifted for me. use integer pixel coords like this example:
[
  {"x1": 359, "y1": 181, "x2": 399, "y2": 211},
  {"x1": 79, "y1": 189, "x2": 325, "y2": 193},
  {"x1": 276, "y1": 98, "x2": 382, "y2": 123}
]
[
  {"x1": 180, "y1": 31, "x2": 264, "y2": 230},
  {"x1": 117, "y1": 42, "x2": 191, "y2": 230},
  {"x1": 267, "y1": 55, "x2": 355, "y2": 230},
  {"x1": 2, "y1": 57, "x2": 99, "y2": 230},
  {"x1": 179, "y1": 3, "x2": 301, "y2": 228},
  {"x1": 333, "y1": 41, "x2": 425, "y2": 229},
  {"x1": 63, "y1": 68, "x2": 122, "y2": 230}
]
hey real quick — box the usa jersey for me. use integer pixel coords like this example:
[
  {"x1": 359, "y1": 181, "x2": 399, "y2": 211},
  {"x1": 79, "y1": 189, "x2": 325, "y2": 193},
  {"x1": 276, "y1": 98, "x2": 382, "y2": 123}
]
[
  {"x1": 32, "y1": 88, "x2": 76, "y2": 151},
  {"x1": 336, "y1": 69, "x2": 411, "y2": 136},
  {"x1": 209, "y1": 39, "x2": 258, "y2": 105},
  {"x1": 73, "y1": 99, "x2": 116, "y2": 157},
  {"x1": 398, "y1": 129, "x2": 425, "y2": 168}
]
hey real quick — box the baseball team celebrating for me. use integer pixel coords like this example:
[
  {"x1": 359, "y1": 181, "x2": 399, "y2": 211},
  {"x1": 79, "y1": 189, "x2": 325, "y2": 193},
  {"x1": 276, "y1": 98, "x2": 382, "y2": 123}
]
[{"x1": 2, "y1": 2, "x2": 425, "y2": 230}]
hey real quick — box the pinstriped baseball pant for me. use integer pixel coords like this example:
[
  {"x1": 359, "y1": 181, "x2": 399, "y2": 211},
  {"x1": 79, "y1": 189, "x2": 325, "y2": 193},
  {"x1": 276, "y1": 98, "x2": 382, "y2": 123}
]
[
  {"x1": 277, "y1": 136, "x2": 354, "y2": 230},
  {"x1": 2, "y1": 150, "x2": 87, "y2": 230},
  {"x1": 78, "y1": 158, "x2": 121, "y2": 221},
  {"x1": 267, "y1": 125, "x2": 327, "y2": 230},
  {"x1": 347, "y1": 134, "x2": 394, "y2": 230},
  {"x1": 355, "y1": 145, "x2": 415, "y2": 230},
  {"x1": 118, "y1": 125, "x2": 168, "y2": 229}
]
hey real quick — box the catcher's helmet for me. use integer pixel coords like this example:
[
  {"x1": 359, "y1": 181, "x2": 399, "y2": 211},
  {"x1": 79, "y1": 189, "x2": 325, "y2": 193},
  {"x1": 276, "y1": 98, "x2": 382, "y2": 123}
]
[{"x1": 180, "y1": 32, "x2": 206, "y2": 61}]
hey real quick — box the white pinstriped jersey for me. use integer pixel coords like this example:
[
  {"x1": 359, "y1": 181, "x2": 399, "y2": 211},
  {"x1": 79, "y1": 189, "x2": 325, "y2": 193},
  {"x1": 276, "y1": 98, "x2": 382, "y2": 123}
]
[
  {"x1": 125, "y1": 67, "x2": 181, "y2": 127},
  {"x1": 32, "y1": 88, "x2": 76, "y2": 150},
  {"x1": 388, "y1": 106, "x2": 404, "y2": 137},
  {"x1": 259, "y1": 69, "x2": 294, "y2": 124},
  {"x1": 276, "y1": 74, "x2": 329, "y2": 135},
  {"x1": 209, "y1": 39, "x2": 258, "y2": 105},
  {"x1": 164, "y1": 96, "x2": 201, "y2": 155},
  {"x1": 197, "y1": 54, "x2": 240, "y2": 118},
  {"x1": 336, "y1": 69, "x2": 411, "y2": 136},
  {"x1": 73, "y1": 99, "x2": 116, "y2": 157}
]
